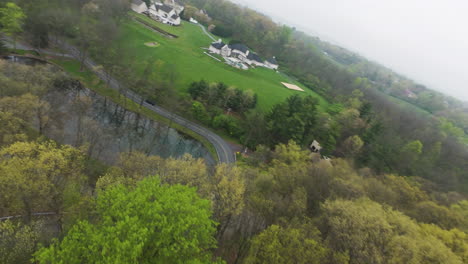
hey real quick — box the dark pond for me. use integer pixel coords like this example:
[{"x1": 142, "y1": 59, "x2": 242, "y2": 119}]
[
  {"x1": 5, "y1": 56, "x2": 215, "y2": 165},
  {"x1": 3, "y1": 55, "x2": 47, "y2": 66}
]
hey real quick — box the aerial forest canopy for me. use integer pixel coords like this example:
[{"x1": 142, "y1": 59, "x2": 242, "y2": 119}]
[{"x1": 0, "y1": 0, "x2": 468, "y2": 263}]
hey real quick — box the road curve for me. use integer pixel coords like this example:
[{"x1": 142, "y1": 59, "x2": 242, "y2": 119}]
[{"x1": 56, "y1": 41, "x2": 236, "y2": 164}]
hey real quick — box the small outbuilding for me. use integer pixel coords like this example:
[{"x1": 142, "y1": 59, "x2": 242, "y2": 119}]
[{"x1": 310, "y1": 140, "x2": 322, "y2": 153}]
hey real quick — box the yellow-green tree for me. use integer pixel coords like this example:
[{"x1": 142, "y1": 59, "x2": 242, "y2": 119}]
[
  {"x1": 321, "y1": 198, "x2": 465, "y2": 264},
  {"x1": 211, "y1": 164, "x2": 245, "y2": 237},
  {"x1": 244, "y1": 223, "x2": 331, "y2": 264},
  {"x1": 0, "y1": 141, "x2": 86, "y2": 224},
  {"x1": 0, "y1": 111, "x2": 28, "y2": 147},
  {"x1": 0, "y1": 2, "x2": 26, "y2": 49}
]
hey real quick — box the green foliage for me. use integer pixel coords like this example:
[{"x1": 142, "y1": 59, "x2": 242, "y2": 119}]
[
  {"x1": 245, "y1": 224, "x2": 329, "y2": 264},
  {"x1": 267, "y1": 95, "x2": 318, "y2": 146},
  {"x1": 320, "y1": 198, "x2": 466, "y2": 264},
  {"x1": 35, "y1": 177, "x2": 221, "y2": 264},
  {"x1": 212, "y1": 114, "x2": 242, "y2": 137},
  {"x1": 0, "y1": 111, "x2": 28, "y2": 147},
  {"x1": 0, "y1": 2, "x2": 25, "y2": 37},
  {"x1": 402, "y1": 140, "x2": 423, "y2": 156},
  {"x1": 0, "y1": 39, "x2": 8, "y2": 54},
  {"x1": 0, "y1": 220, "x2": 42, "y2": 264},
  {"x1": 0, "y1": 141, "x2": 86, "y2": 221},
  {"x1": 341, "y1": 135, "x2": 364, "y2": 157},
  {"x1": 191, "y1": 100, "x2": 210, "y2": 124},
  {"x1": 212, "y1": 23, "x2": 233, "y2": 38},
  {"x1": 188, "y1": 80, "x2": 257, "y2": 113}
]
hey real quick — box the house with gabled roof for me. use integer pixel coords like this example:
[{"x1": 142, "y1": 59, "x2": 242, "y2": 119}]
[
  {"x1": 246, "y1": 52, "x2": 264, "y2": 67},
  {"x1": 149, "y1": 3, "x2": 181, "y2": 25},
  {"x1": 229, "y1": 43, "x2": 250, "y2": 61},
  {"x1": 164, "y1": 0, "x2": 185, "y2": 15},
  {"x1": 131, "y1": 0, "x2": 148, "y2": 14},
  {"x1": 209, "y1": 40, "x2": 232, "y2": 57}
]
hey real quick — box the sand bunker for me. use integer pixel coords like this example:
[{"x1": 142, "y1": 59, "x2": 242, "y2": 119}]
[
  {"x1": 281, "y1": 82, "x2": 304, "y2": 92},
  {"x1": 144, "y1": 42, "x2": 159, "y2": 47}
]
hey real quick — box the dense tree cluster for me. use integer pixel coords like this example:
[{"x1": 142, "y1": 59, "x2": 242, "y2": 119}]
[
  {"x1": 188, "y1": 80, "x2": 257, "y2": 113},
  {"x1": 35, "y1": 177, "x2": 220, "y2": 263},
  {"x1": 2, "y1": 0, "x2": 468, "y2": 263},
  {"x1": 187, "y1": 80, "x2": 256, "y2": 137}
]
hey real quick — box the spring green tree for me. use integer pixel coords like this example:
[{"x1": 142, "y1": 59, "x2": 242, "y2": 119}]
[
  {"x1": 0, "y1": 2, "x2": 26, "y2": 49},
  {"x1": 35, "y1": 177, "x2": 222, "y2": 264},
  {"x1": 0, "y1": 141, "x2": 86, "y2": 225}
]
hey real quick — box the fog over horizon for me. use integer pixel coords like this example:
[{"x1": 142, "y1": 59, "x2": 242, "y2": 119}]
[{"x1": 231, "y1": 0, "x2": 468, "y2": 102}]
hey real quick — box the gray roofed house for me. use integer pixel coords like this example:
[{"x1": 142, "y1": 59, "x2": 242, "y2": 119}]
[
  {"x1": 247, "y1": 52, "x2": 263, "y2": 63},
  {"x1": 173, "y1": 0, "x2": 184, "y2": 6},
  {"x1": 209, "y1": 40, "x2": 232, "y2": 57},
  {"x1": 149, "y1": 3, "x2": 181, "y2": 25},
  {"x1": 229, "y1": 44, "x2": 249, "y2": 54},
  {"x1": 211, "y1": 41, "x2": 226, "y2": 50},
  {"x1": 158, "y1": 4, "x2": 174, "y2": 13},
  {"x1": 164, "y1": 0, "x2": 185, "y2": 15}
]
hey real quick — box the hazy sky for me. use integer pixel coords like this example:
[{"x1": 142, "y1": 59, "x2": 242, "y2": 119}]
[{"x1": 232, "y1": 0, "x2": 468, "y2": 101}]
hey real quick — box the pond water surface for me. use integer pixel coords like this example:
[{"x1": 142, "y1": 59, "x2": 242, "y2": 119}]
[{"x1": 5, "y1": 56, "x2": 215, "y2": 165}]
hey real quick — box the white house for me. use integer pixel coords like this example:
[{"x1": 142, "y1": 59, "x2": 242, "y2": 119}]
[
  {"x1": 131, "y1": 0, "x2": 148, "y2": 14},
  {"x1": 164, "y1": 0, "x2": 185, "y2": 15},
  {"x1": 189, "y1": 17, "x2": 198, "y2": 24},
  {"x1": 149, "y1": 4, "x2": 181, "y2": 26},
  {"x1": 310, "y1": 140, "x2": 322, "y2": 153},
  {"x1": 209, "y1": 40, "x2": 232, "y2": 57},
  {"x1": 264, "y1": 57, "x2": 279, "y2": 70},
  {"x1": 229, "y1": 43, "x2": 250, "y2": 62},
  {"x1": 208, "y1": 41, "x2": 279, "y2": 70}
]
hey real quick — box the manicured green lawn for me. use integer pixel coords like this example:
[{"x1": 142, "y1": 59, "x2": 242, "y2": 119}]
[{"x1": 114, "y1": 16, "x2": 329, "y2": 112}]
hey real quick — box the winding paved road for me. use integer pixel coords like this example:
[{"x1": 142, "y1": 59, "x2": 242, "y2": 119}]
[
  {"x1": 59, "y1": 42, "x2": 236, "y2": 164},
  {"x1": 3, "y1": 38, "x2": 236, "y2": 164},
  {"x1": 197, "y1": 23, "x2": 217, "y2": 41}
]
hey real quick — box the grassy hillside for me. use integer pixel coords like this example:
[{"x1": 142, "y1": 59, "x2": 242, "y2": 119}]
[{"x1": 114, "y1": 14, "x2": 329, "y2": 112}]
